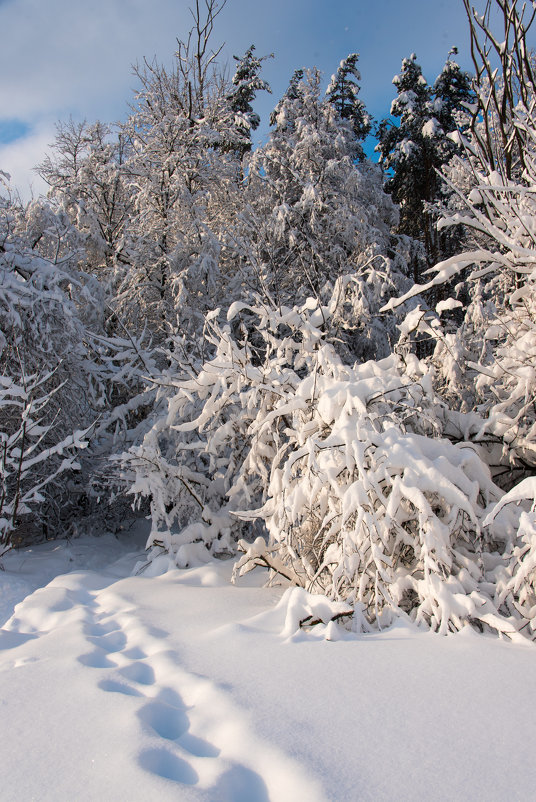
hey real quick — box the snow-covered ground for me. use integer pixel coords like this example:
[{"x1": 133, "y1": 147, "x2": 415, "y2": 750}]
[{"x1": 1, "y1": 525, "x2": 535, "y2": 802}]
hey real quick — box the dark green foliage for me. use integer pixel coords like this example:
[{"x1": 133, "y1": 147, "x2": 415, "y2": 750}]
[
  {"x1": 325, "y1": 53, "x2": 371, "y2": 160},
  {"x1": 376, "y1": 53, "x2": 474, "y2": 274},
  {"x1": 227, "y1": 45, "x2": 272, "y2": 152}
]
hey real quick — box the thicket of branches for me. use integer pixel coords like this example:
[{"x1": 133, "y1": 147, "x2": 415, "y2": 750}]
[{"x1": 2, "y1": 0, "x2": 536, "y2": 641}]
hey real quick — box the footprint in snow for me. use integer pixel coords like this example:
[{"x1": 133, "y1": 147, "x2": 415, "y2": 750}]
[
  {"x1": 83, "y1": 619, "x2": 122, "y2": 638},
  {"x1": 86, "y1": 629, "x2": 127, "y2": 653},
  {"x1": 81, "y1": 594, "x2": 278, "y2": 797},
  {"x1": 98, "y1": 678, "x2": 144, "y2": 697},
  {"x1": 215, "y1": 765, "x2": 271, "y2": 802},
  {"x1": 77, "y1": 650, "x2": 118, "y2": 669},
  {"x1": 137, "y1": 700, "x2": 189, "y2": 741},
  {"x1": 138, "y1": 747, "x2": 199, "y2": 786},
  {"x1": 137, "y1": 693, "x2": 220, "y2": 758},
  {"x1": 118, "y1": 660, "x2": 155, "y2": 686}
]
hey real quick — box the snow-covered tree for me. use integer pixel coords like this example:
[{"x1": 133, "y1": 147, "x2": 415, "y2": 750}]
[
  {"x1": 38, "y1": 120, "x2": 132, "y2": 273},
  {"x1": 432, "y1": 50, "x2": 474, "y2": 163},
  {"x1": 0, "y1": 173, "x2": 159, "y2": 545},
  {"x1": 116, "y1": 0, "x2": 247, "y2": 340},
  {"x1": 237, "y1": 68, "x2": 411, "y2": 361},
  {"x1": 269, "y1": 69, "x2": 305, "y2": 129},
  {"x1": 429, "y1": 52, "x2": 476, "y2": 260},
  {"x1": 376, "y1": 54, "x2": 433, "y2": 256},
  {"x1": 0, "y1": 190, "x2": 97, "y2": 545},
  {"x1": 377, "y1": 52, "x2": 473, "y2": 273},
  {"x1": 227, "y1": 44, "x2": 272, "y2": 155},
  {"x1": 325, "y1": 52, "x2": 371, "y2": 161}
]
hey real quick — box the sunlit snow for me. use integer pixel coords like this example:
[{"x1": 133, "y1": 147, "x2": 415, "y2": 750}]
[{"x1": 1, "y1": 527, "x2": 535, "y2": 801}]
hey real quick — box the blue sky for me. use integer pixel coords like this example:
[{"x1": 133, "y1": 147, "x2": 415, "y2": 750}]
[{"x1": 0, "y1": 0, "x2": 514, "y2": 197}]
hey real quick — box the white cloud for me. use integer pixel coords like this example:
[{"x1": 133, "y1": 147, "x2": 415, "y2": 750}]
[
  {"x1": 0, "y1": 0, "x2": 194, "y2": 197},
  {"x1": 0, "y1": 121, "x2": 54, "y2": 200},
  {"x1": 0, "y1": 0, "x2": 191, "y2": 117}
]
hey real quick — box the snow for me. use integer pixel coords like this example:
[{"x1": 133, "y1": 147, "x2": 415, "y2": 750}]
[
  {"x1": 484, "y1": 476, "x2": 536, "y2": 525},
  {"x1": 436, "y1": 297, "x2": 463, "y2": 315},
  {"x1": 1, "y1": 526, "x2": 536, "y2": 801},
  {"x1": 421, "y1": 118, "x2": 441, "y2": 138}
]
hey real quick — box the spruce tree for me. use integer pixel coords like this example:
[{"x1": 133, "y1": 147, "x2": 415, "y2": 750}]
[
  {"x1": 376, "y1": 52, "x2": 473, "y2": 274},
  {"x1": 269, "y1": 69, "x2": 305, "y2": 129},
  {"x1": 325, "y1": 53, "x2": 371, "y2": 161},
  {"x1": 432, "y1": 49, "x2": 474, "y2": 165},
  {"x1": 430, "y1": 52, "x2": 475, "y2": 260},
  {"x1": 227, "y1": 45, "x2": 272, "y2": 154},
  {"x1": 376, "y1": 54, "x2": 436, "y2": 273}
]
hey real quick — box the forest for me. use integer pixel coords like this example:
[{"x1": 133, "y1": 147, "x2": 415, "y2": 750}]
[{"x1": 2, "y1": 0, "x2": 536, "y2": 642}]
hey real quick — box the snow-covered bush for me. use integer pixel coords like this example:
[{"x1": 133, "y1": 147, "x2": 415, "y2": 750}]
[
  {"x1": 0, "y1": 370, "x2": 89, "y2": 556},
  {"x1": 122, "y1": 264, "x2": 418, "y2": 564},
  {"x1": 484, "y1": 477, "x2": 536, "y2": 638},
  {"x1": 122, "y1": 283, "x2": 531, "y2": 638},
  {"x1": 236, "y1": 349, "x2": 526, "y2": 637},
  {"x1": 370, "y1": 2, "x2": 536, "y2": 639},
  {"x1": 121, "y1": 294, "x2": 328, "y2": 563},
  {"x1": 0, "y1": 188, "x2": 156, "y2": 541}
]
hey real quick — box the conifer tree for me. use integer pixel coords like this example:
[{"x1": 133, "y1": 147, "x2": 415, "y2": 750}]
[
  {"x1": 269, "y1": 69, "x2": 305, "y2": 128},
  {"x1": 325, "y1": 53, "x2": 371, "y2": 161},
  {"x1": 376, "y1": 53, "x2": 473, "y2": 274},
  {"x1": 227, "y1": 44, "x2": 272, "y2": 154},
  {"x1": 432, "y1": 49, "x2": 473, "y2": 165},
  {"x1": 429, "y1": 51, "x2": 475, "y2": 260},
  {"x1": 237, "y1": 68, "x2": 410, "y2": 361},
  {"x1": 376, "y1": 54, "x2": 436, "y2": 272}
]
